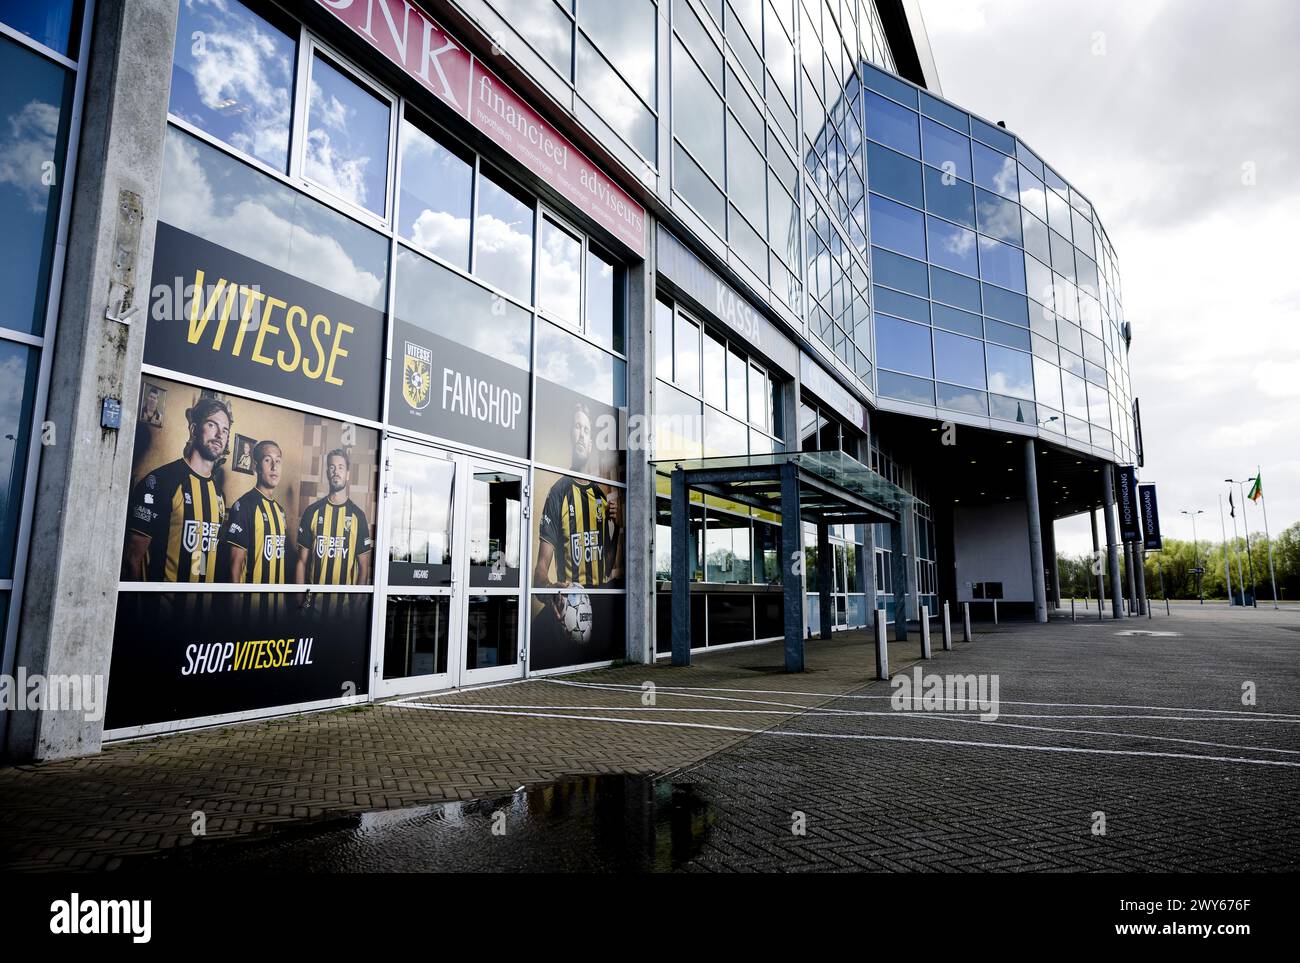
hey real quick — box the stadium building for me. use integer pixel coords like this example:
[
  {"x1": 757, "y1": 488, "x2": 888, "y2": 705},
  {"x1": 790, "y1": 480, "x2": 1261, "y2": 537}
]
[{"x1": 1, "y1": 0, "x2": 1144, "y2": 759}]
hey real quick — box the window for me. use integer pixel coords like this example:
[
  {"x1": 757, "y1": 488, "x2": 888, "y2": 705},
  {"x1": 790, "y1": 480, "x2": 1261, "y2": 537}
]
[
  {"x1": 865, "y1": 92, "x2": 919, "y2": 157},
  {"x1": 397, "y1": 112, "x2": 473, "y2": 270},
  {"x1": 923, "y1": 166, "x2": 975, "y2": 228},
  {"x1": 673, "y1": 40, "x2": 724, "y2": 181},
  {"x1": 869, "y1": 194, "x2": 924, "y2": 260},
  {"x1": 0, "y1": 341, "x2": 38, "y2": 577},
  {"x1": 538, "y1": 217, "x2": 582, "y2": 325},
  {"x1": 703, "y1": 330, "x2": 727, "y2": 407},
  {"x1": 926, "y1": 217, "x2": 977, "y2": 277},
  {"x1": 727, "y1": 116, "x2": 766, "y2": 230},
  {"x1": 304, "y1": 53, "x2": 391, "y2": 217},
  {"x1": 934, "y1": 331, "x2": 986, "y2": 389},
  {"x1": 985, "y1": 344, "x2": 1034, "y2": 400},
  {"x1": 674, "y1": 312, "x2": 701, "y2": 393},
  {"x1": 867, "y1": 141, "x2": 923, "y2": 207},
  {"x1": 489, "y1": 0, "x2": 572, "y2": 77},
  {"x1": 474, "y1": 167, "x2": 534, "y2": 303},
  {"x1": 976, "y1": 188, "x2": 1022, "y2": 245},
  {"x1": 876, "y1": 314, "x2": 932, "y2": 378},
  {"x1": 978, "y1": 236, "x2": 1026, "y2": 293},
  {"x1": 169, "y1": 0, "x2": 296, "y2": 172},
  {"x1": 972, "y1": 141, "x2": 1017, "y2": 200},
  {"x1": 920, "y1": 118, "x2": 971, "y2": 180},
  {"x1": 586, "y1": 246, "x2": 622, "y2": 353},
  {"x1": 577, "y1": 35, "x2": 655, "y2": 159},
  {"x1": 581, "y1": 0, "x2": 656, "y2": 102}
]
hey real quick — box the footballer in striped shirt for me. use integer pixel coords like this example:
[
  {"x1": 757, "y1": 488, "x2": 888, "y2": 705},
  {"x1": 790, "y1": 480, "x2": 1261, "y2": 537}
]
[
  {"x1": 295, "y1": 448, "x2": 373, "y2": 585},
  {"x1": 222, "y1": 439, "x2": 289, "y2": 584}
]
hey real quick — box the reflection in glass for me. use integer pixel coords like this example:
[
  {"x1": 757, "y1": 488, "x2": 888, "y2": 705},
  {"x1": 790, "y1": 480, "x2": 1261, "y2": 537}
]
[
  {"x1": 920, "y1": 118, "x2": 971, "y2": 180},
  {"x1": 489, "y1": 0, "x2": 572, "y2": 77},
  {"x1": 703, "y1": 331, "x2": 726, "y2": 408},
  {"x1": 0, "y1": 341, "x2": 37, "y2": 578},
  {"x1": 865, "y1": 91, "x2": 919, "y2": 157},
  {"x1": 387, "y1": 450, "x2": 455, "y2": 584},
  {"x1": 0, "y1": 35, "x2": 72, "y2": 336},
  {"x1": 876, "y1": 314, "x2": 933, "y2": 378},
  {"x1": 977, "y1": 236, "x2": 1026, "y2": 293},
  {"x1": 972, "y1": 141, "x2": 1017, "y2": 199},
  {"x1": 976, "y1": 188, "x2": 1022, "y2": 245},
  {"x1": 877, "y1": 370, "x2": 935, "y2": 405},
  {"x1": 538, "y1": 217, "x2": 582, "y2": 326},
  {"x1": 305, "y1": 54, "x2": 390, "y2": 216},
  {"x1": 586, "y1": 247, "x2": 622, "y2": 352},
  {"x1": 159, "y1": 128, "x2": 389, "y2": 310},
  {"x1": 867, "y1": 141, "x2": 923, "y2": 207},
  {"x1": 397, "y1": 114, "x2": 472, "y2": 269},
  {"x1": 475, "y1": 167, "x2": 534, "y2": 303},
  {"x1": 675, "y1": 313, "x2": 701, "y2": 393},
  {"x1": 869, "y1": 194, "x2": 925, "y2": 259},
  {"x1": 396, "y1": 247, "x2": 531, "y2": 368},
  {"x1": 923, "y1": 167, "x2": 975, "y2": 228},
  {"x1": 465, "y1": 595, "x2": 519, "y2": 670},
  {"x1": 672, "y1": 40, "x2": 723, "y2": 179},
  {"x1": 383, "y1": 595, "x2": 449, "y2": 679},
  {"x1": 926, "y1": 217, "x2": 977, "y2": 277},
  {"x1": 468, "y1": 470, "x2": 522, "y2": 587},
  {"x1": 705, "y1": 510, "x2": 752, "y2": 583},
  {"x1": 577, "y1": 35, "x2": 655, "y2": 159},
  {"x1": 727, "y1": 347, "x2": 748, "y2": 420},
  {"x1": 580, "y1": 0, "x2": 656, "y2": 101},
  {"x1": 654, "y1": 381, "x2": 703, "y2": 460},
  {"x1": 169, "y1": 0, "x2": 295, "y2": 172},
  {"x1": 936, "y1": 382, "x2": 987, "y2": 415},
  {"x1": 704, "y1": 406, "x2": 747, "y2": 456},
  {"x1": 1033, "y1": 356, "x2": 1063, "y2": 411},
  {"x1": 986, "y1": 344, "x2": 1034, "y2": 400},
  {"x1": 535, "y1": 320, "x2": 627, "y2": 408},
  {"x1": 934, "y1": 331, "x2": 986, "y2": 389}
]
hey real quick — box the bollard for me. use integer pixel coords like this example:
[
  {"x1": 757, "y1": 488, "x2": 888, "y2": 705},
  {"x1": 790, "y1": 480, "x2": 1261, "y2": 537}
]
[
  {"x1": 1148, "y1": 598, "x2": 1152, "y2": 620},
  {"x1": 962, "y1": 602, "x2": 972, "y2": 642},
  {"x1": 942, "y1": 601, "x2": 953, "y2": 651},
  {"x1": 1071, "y1": 597, "x2": 1076, "y2": 622},
  {"x1": 874, "y1": 607, "x2": 889, "y2": 681},
  {"x1": 1166, "y1": 597, "x2": 1170, "y2": 616},
  {"x1": 920, "y1": 605, "x2": 932, "y2": 659},
  {"x1": 992, "y1": 598, "x2": 999, "y2": 625}
]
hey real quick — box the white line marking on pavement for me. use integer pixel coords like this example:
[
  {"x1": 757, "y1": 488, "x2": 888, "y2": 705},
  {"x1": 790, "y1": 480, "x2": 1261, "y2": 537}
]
[
  {"x1": 543, "y1": 678, "x2": 1300, "y2": 718},
  {"x1": 385, "y1": 703, "x2": 1300, "y2": 768}
]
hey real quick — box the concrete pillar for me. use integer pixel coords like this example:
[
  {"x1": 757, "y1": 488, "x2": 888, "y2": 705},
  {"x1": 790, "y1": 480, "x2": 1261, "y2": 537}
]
[
  {"x1": 626, "y1": 223, "x2": 655, "y2": 663},
  {"x1": 1090, "y1": 508, "x2": 1105, "y2": 612},
  {"x1": 1136, "y1": 546, "x2": 1149, "y2": 616},
  {"x1": 1102, "y1": 465, "x2": 1125, "y2": 619},
  {"x1": 863, "y1": 522, "x2": 878, "y2": 630},
  {"x1": 816, "y1": 522, "x2": 833, "y2": 640},
  {"x1": 1125, "y1": 541, "x2": 1139, "y2": 616},
  {"x1": 670, "y1": 468, "x2": 691, "y2": 666},
  {"x1": 1023, "y1": 441, "x2": 1048, "y2": 623},
  {"x1": 6, "y1": 0, "x2": 181, "y2": 761},
  {"x1": 780, "y1": 461, "x2": 805, "y2": 672}
]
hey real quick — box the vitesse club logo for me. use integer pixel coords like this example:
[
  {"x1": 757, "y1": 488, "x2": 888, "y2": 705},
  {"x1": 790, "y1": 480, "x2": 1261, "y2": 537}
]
[{"x1": 403, "y1": 341, "x2": 433, "y2": 411}]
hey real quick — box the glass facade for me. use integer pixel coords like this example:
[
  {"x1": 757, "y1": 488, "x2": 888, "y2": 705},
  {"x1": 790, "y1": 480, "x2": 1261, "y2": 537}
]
[
  {"x1": 0, "y1": 1, "x2": 86, "y2": 686},
  {"x1": 861, "y1": 62, "x2": 1134, "y2": 462}
]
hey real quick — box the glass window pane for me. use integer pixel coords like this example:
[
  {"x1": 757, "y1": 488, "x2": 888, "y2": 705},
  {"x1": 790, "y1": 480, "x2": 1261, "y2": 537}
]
[
  {"x1": 672, "y1": 40, "x2": 724, "y2": 180},
  {"x1": 655, "y1": 298, "x2": 674, "y2": 380},
  {"x1": 876, "y1": 314, "x2": 932, "y2": 378},
  {"x1": 169, "y1": 0, "x2": 295, "y2": 171},
  {"x1": 926, "y1": 216, "x2": 977, "y2": 276},
  {"x1": 676, "y1": 0, "x2": 722, "y2": 84},
  {"x1": 397, "y1": 113, "x2": 472, "y2": 270},
  {"x1": 305, "y1": 54, "x2": 390, "y2": 215},
  {"x1": 703, "y1": 330, "x2": 727, "y2": 407},
  {"x1": 727, "y1": 116, "x2": 766, "y2": 229},
  {"x1": 976, "y1": 188, "x2": 1022, "y2": 245},
  {"x1": 934, "y1": 330, "x2": 986, "y2": 389},
  {"x1": 970, "y1": 116, "x2": 1015, "y2": 154},
  {"x1": 0, "y1": 35, "x2": 72, "y2": 336},
  {"x1": 985, "y1": 343, "x2": 1034, "y2": 400},
  {"x1": 865, "y1": 91, "x2": 919, "y2": 157},
  {"x1": 1050, "y1": 229, "x2": 1076, "y2": 281},
  {"x1": 654, "y1": 380, "x2": 704, "y2": 459},
  {"x1": 587, "y1": 247, "x2": 622, "y2": 352},
  {"x1": 474, "y1": 167, "x2": 534, "y2": 302},
  {"x1": 873, "y1": 285, "x2": 929, "y2": 324},
  {"x1": 877, "y1": 370, "x2": 934, "y2": 405},
  {"x1": 538, "y1": 217, "x2": 582, "y2": 325},
  {"x1": 674, "y1": 142, "x2": 725, "y2": 234},
  {"x1": 1033, "y1": 356, "x2": 1063, "y2": 411},
  {"x1": 985, "y1": 317, "x2": 1031, "y2": 350},
  {"x1": 867, "y1": 141, "x2": 922, "y2": 207},
  {"x1": 932, "y1": 303, "x2": 983, "y2": 337},
  {"x1": 580, "y1": 0, "x2": 655, "y2": 101},
  {"x1": 930, "y1": 266, "x2": 981, "y2": 312},
  {"x1": 982, "y1": 285, "x2": 1029, "y2": 326},
  {"x1": 1018, "y1": 164, "x2": 1048, "y2": 222},
  {"x1": 0, "y1": 341, "x2": 38, "y2": 577},
  {"x1": 972, "y1": 141, "x2": 1017, "y2": 200},
  {"x1": 1047, "y1": 188, "x2": 1073, "y2": 236},
  {"x1": 1023, "y1": 210, "x2": 1051, "y2": 264},
  {"x1": 675, "y1": 314, "x2": 701, "y2": 392},
  {"x1": 577, "y1": 35, "x2": 655, "y2": 159},
  {"x1": 920, "y1": 118, "x2": 971, "y2": 180},
  {"x1": 936, "y1": 382, "x2": 987, "y2": 415},
  {"x1": 727, "y1": 347, "x2": 748, "y2": 419},
  {"x1": 868, "y1": 194, "x2": 924, "y2": 259},
  {"x1": 489, "y1": 0, "x2": 572, "y2": 78},
  {"x1": 748, "y1": 363, "x2": 767, "y2": 429},
  {"x1": 873, "y1": 247, "x2": 928, "y2": 296},
  {"x1": 703, "y1": 406, "x2": 748, "y2": 456},
  {"x1": 978, "y1": 236, "x2": 1026, "y2": 293},
  {"x1": 919, "y1": 91, "x2": 967, "y2": 132},
  {"x1": 923, "y1": 167, "x2": 975, "y2": 228}
]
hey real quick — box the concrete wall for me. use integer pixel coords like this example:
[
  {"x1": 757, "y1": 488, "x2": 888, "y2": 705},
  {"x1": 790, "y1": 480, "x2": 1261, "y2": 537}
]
[{"x1": 953, "y1": 501, "x2": 1033, "y2": 602}]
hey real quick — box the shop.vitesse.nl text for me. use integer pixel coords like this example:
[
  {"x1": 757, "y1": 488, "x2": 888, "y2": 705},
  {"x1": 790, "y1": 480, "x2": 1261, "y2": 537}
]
[{"x1": 181, "y1": 638, "x2": 315, "y2": 675}]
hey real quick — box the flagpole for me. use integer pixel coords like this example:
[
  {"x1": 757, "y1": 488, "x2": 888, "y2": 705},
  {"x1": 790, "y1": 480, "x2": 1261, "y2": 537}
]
[
  {"x1": 1218, "y1": 493, "x2": 1233, "y2": 607},
  {"x1": 1237, "y1": 479, "x2": 1259, "y2": 608},
  {"x1": 1228, "y1": 487, "x2": 1246, "y2": 606},
  {"x1": 1256, "y1": 467, "x2": 1279, "y2": 610}
]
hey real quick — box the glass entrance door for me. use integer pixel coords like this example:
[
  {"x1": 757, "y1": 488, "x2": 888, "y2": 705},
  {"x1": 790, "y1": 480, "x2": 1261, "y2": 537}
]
[{"x1": 375, "y1": 442, "x2": 526, "y2": 695}]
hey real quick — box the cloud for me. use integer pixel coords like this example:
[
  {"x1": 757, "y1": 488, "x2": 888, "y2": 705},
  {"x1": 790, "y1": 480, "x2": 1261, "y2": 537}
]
[{"x1": 0, "y1": 100, "x2": 60, "y2": 212}]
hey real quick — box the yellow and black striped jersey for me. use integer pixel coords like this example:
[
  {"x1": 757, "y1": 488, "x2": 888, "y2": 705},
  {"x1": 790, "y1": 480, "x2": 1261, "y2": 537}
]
[
  {"x1": 539, "y1": 476, "x2": 610, "y2": 587},
  {"x1": 223, "y1": 489, "x2": 289, "y2": 583},
  {"x1": 125, "y1": 458, "x2": 226, "y2": 582},
  {"x1": 296, "y1": 497, "x2": 372, "y2": 585}
]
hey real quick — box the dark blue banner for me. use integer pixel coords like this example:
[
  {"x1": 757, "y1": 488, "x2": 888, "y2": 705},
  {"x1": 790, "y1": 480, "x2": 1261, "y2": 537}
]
[{"x1": 1138, "y1": 483, "x2": 1162, "y2": 551}]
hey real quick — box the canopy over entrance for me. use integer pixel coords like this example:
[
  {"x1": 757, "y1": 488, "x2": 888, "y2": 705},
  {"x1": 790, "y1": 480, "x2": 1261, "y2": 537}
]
[{"x1": 652, "y1": 451, "x2": 913, "y2": 672}]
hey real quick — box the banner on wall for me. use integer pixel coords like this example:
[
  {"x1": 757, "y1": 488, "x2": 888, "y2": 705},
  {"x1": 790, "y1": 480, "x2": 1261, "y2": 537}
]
[
  {"x1": 528, "y1": 592, "x2": 625, "y2": 671},
  {"x1": 147, "y1": 222, "x2": 385, "y2": 421},
  {"x1": 121, "y1": 375, "x2": 379, "y2": 586},
  {"x1": 387, "y1": 318, "x2": 530, "y2": 459},
  {"x1": 104, "y1": 592, "x2": 371, "y2": 732}
]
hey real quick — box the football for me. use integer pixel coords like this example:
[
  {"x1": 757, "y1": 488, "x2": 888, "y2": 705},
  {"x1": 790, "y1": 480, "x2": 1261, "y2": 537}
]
[{"x1": 561, "y1": 592, "x2": 593, "y2": 646}]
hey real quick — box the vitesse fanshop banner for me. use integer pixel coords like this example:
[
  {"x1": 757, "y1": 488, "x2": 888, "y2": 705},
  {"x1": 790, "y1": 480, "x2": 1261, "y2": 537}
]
[{"x1": 148, "y1": 223, "x2": 385, "y2": 422}]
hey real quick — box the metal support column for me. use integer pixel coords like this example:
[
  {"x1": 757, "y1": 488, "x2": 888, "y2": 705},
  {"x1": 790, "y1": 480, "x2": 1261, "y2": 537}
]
[
  {"x1": 888, "y1": 514, "x2": 909, "y2": 642},
  {"x1": 816, "y1": 522, "x2": 833, "y2": 641},
  {"x1": 1024, "y1": 440, "x2": 1048, "y2": 623},
  {"x1": 1102, "y1": 465, "x2": 1125, "y2": 619},
  {"x1": 1090, "y1": 508, "x2": 1105, "y2": 613},
  {"x1": 1136, "y1": 546, "x2": 1149, "y2": 617},
  {"x1": 780, "y1": 461, "x2": 805, "y2": 672},
  {"x1": 670, "y1": 468, "x2": 691, "y2": 666}
]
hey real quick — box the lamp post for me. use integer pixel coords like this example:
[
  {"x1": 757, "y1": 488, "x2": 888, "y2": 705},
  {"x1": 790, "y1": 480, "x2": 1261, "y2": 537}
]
[
  {"x1": 1226, "y1": 479, "x2": 1259, "y2": 608},
  {"x1": 1181, "y1": 509, "x2": 1205, "y2": 604}
]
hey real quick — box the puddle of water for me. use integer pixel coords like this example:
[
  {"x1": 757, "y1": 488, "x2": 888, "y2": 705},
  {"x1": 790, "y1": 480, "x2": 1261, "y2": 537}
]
[{"x1": 121, "y1": 775, "x2": 712, "y2": 873}]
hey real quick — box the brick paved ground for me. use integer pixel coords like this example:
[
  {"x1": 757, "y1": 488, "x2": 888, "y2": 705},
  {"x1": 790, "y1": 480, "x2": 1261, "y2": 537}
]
[{"x1": 1, "y1": 603, "x2": 1297, "y2": 871}]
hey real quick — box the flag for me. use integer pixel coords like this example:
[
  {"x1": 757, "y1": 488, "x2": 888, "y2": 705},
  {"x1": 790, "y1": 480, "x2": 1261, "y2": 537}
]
[
  {"x1": 1248, "y1": 473, "x2": 1263, "y2": 502},
  {"x1": 1229, "y1": 490, "x2": 1235, "y2": 518}
]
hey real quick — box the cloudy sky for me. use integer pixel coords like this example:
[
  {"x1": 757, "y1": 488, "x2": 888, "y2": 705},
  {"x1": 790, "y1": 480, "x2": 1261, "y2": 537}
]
[{"x1": 916, "y1": 0, "x2": 1300, "y2": 554}]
